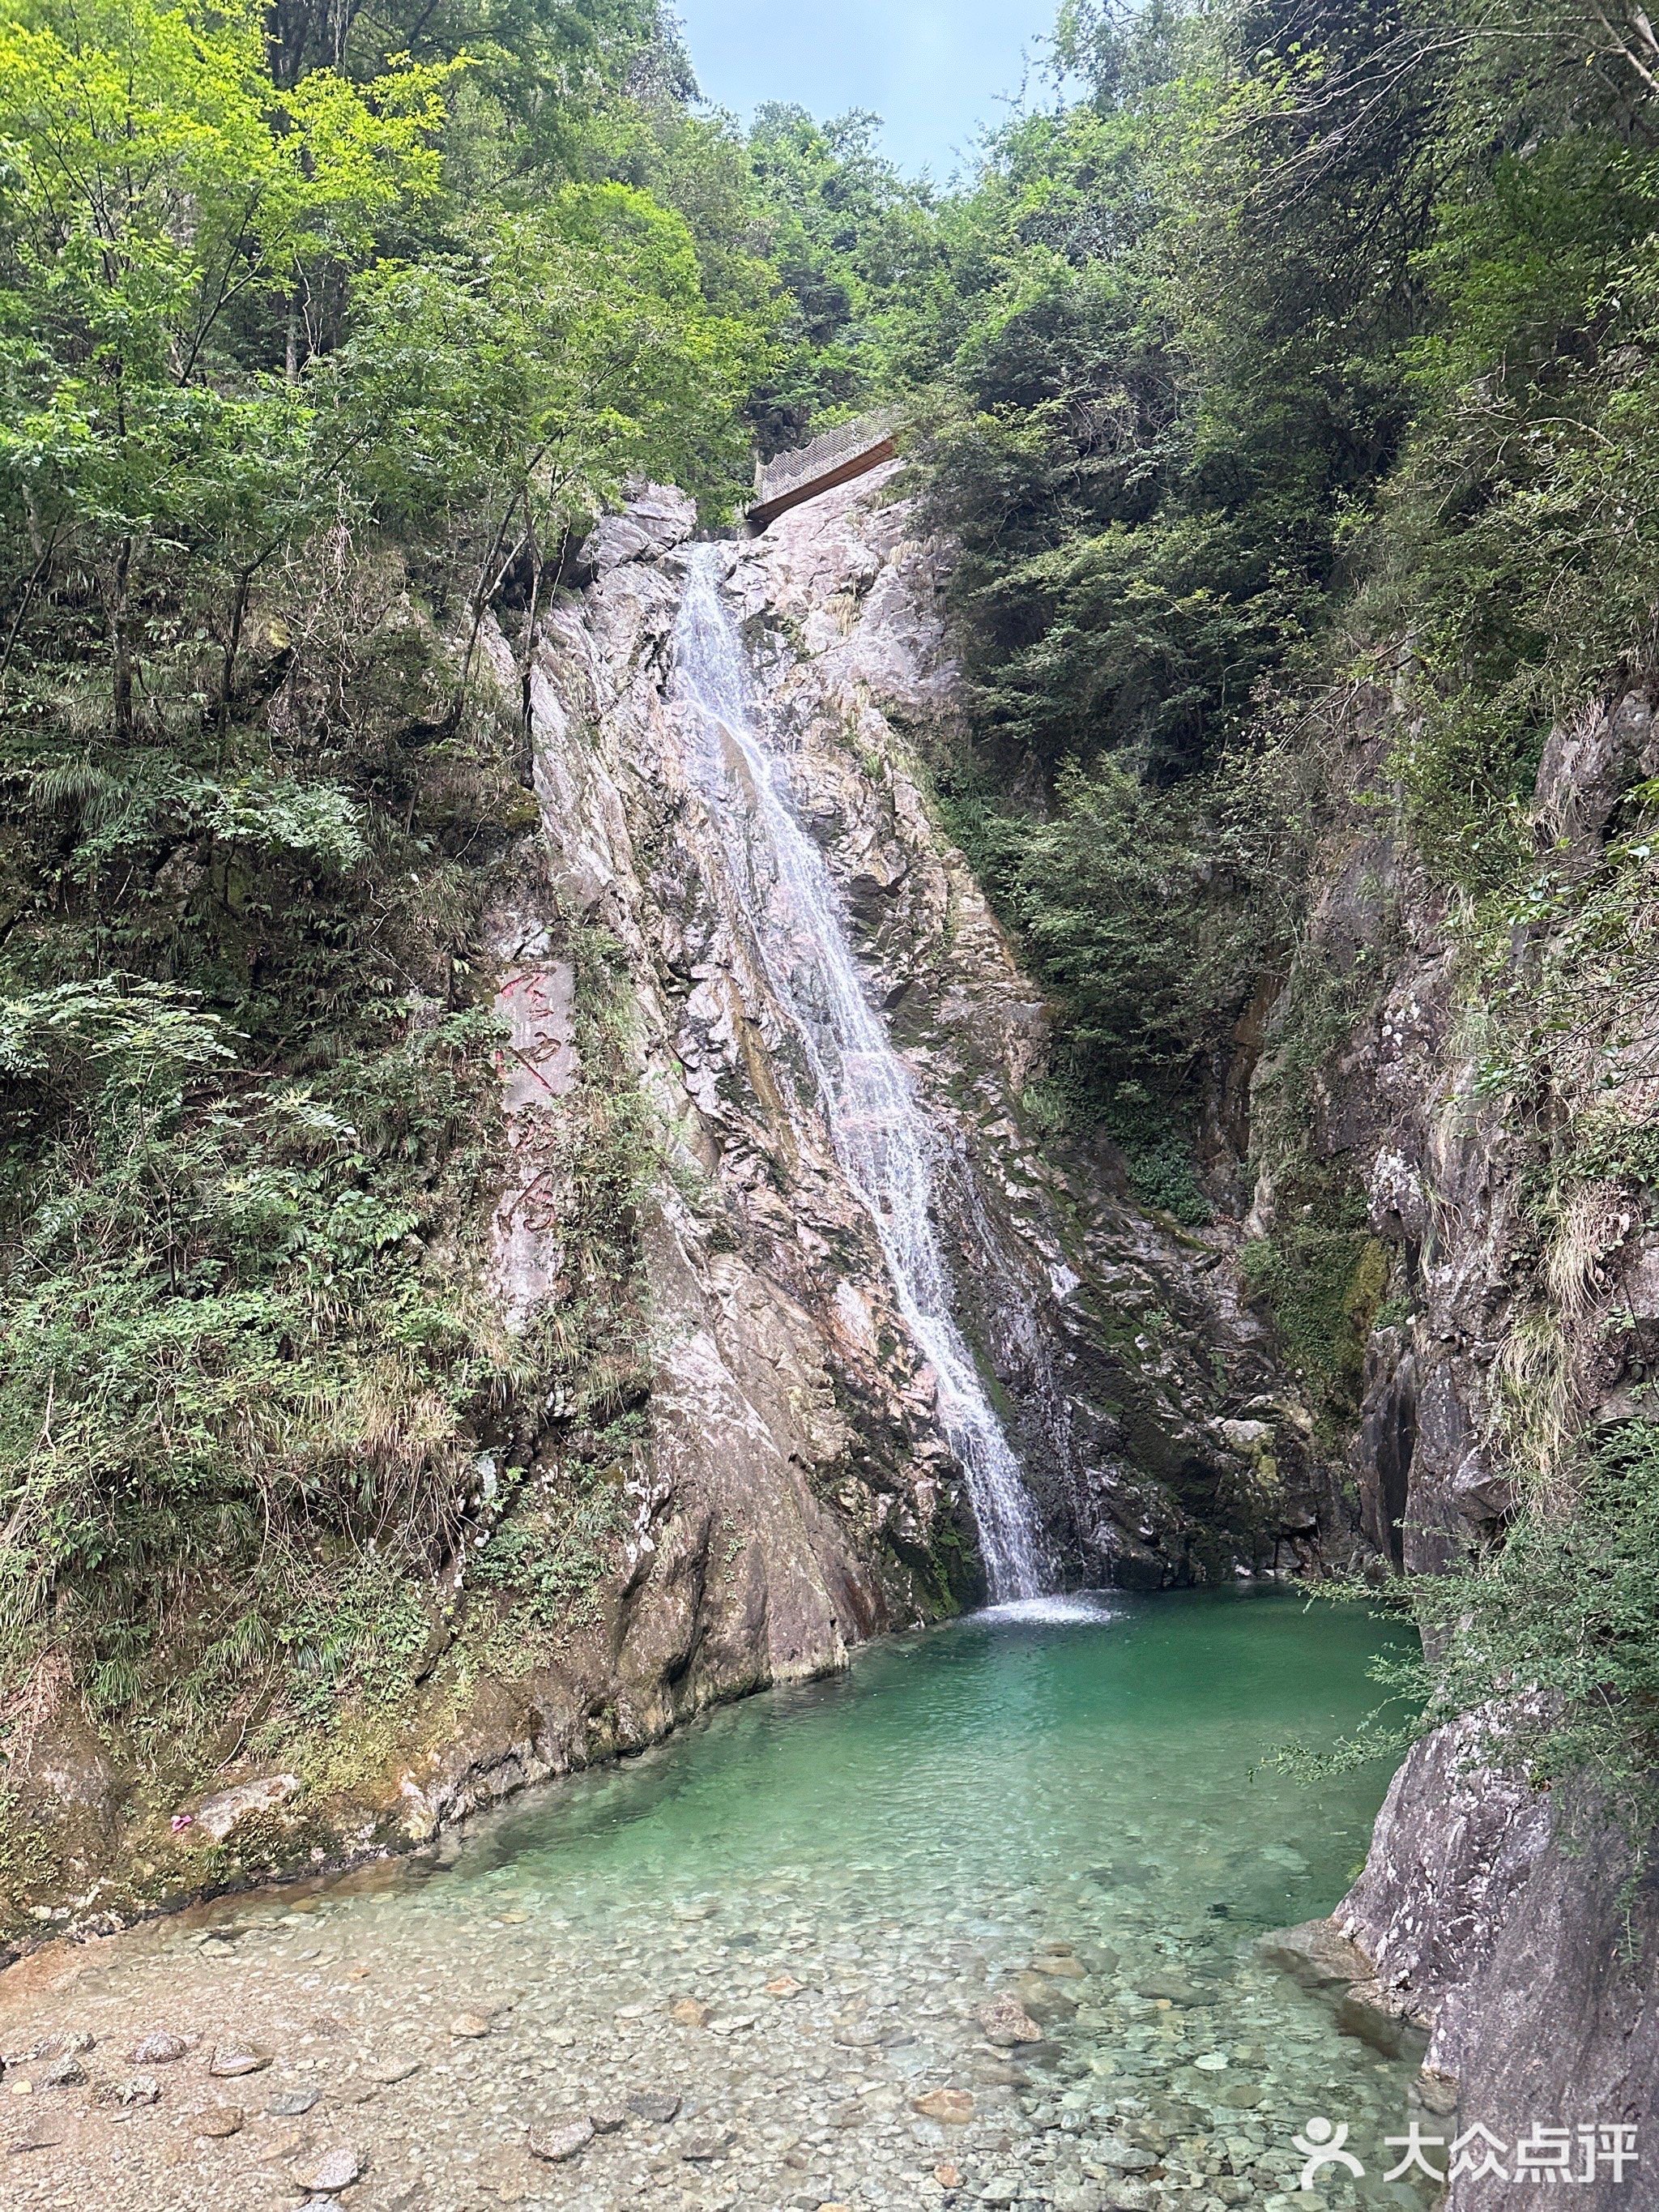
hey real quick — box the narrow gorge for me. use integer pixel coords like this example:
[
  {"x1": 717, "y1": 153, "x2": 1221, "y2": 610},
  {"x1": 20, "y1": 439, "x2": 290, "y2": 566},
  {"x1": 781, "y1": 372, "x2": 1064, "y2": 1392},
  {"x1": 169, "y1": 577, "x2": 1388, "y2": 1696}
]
[
  {"x1": 452, "y1": 451, "x2": 1333, "y2": 1791},
  {"x1": 4, "y1": 0, "x2": 1657, "y2": 2189},
  {"x1": 7, "y1": 441, "x2": 1650, "y2": 2211}
]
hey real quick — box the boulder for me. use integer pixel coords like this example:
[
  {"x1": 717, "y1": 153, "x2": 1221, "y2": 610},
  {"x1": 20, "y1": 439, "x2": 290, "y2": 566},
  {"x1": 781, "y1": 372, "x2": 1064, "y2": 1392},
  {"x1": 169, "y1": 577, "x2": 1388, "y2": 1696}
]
[
  {"x1": 1259, "y1": 1918, "x2": 1373, "y2": 1988},
  {"x1": 186, "y1": 1773, "x2": 300, "y2": 1843}
]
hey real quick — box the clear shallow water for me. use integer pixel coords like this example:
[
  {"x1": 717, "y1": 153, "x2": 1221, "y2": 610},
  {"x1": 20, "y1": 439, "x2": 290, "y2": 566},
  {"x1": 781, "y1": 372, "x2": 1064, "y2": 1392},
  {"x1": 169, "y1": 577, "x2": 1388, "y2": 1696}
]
[
  {"x1": 2, "y1": 1593, "x2": 1431, "y2": 2212},
  {"x1": 467, "y1": 1588, "x2": 1390, "y2": 1924}
]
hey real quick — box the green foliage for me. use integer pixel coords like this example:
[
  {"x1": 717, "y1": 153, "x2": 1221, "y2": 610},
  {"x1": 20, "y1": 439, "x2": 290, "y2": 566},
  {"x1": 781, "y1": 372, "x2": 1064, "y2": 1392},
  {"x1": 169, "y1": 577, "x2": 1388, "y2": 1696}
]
[
  {"x1": 1303, "y1": 1422, "x2": 1659, "y2": 1860},
  {"x1": 940, "y1": 740, "x2": 1306, "y2": 1095},
  {"x1": 0, "y1": 0, "x2": 778, "y2": 1767},
  {"x1": 919, "y1": 0, "x2": 1428, "y2": 784},
  {"x1": 1022, "y1": 1064, "x2": 1213, "y2": 1222},
  {"x1": 467, "y1": 1462, "x2": 624, "y2": 1633},
  {"x1": 739, "y1": 104, "x2": 941, "y2": 449},
  {"x1": 1372, "y1": 127, "x2": 1659, "y2": 894},
  {"x1": 1114, "y1": 1117, "x2": 1214, "y2": 1228},
  {"x1": 1240, "y1": 1189, "x2": 1388, "y2": 1426},
  {"x1": 0, "y1": 980, "x2": 512, "y2": 1663},
  {"x1": 906, "y1": 0, "x2": 1659, "y2": 1129},
  {"x1": 271, "y1": 1552, "x2": 437, "y2": 1720}
]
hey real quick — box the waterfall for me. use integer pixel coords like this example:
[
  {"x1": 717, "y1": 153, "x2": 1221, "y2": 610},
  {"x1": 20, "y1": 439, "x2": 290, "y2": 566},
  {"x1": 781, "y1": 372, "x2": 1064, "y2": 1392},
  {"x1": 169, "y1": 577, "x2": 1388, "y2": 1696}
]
[{"x1": 671, "y1": 544, "x2": 1047, "y2": 1601}]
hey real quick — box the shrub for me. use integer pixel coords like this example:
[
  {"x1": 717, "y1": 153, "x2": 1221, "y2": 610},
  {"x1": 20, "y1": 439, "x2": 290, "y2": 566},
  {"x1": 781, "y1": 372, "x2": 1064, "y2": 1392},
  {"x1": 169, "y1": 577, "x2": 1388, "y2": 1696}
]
[{"x1": 1304, "y1": 1423, "x2": 1659, "y2": 1864}]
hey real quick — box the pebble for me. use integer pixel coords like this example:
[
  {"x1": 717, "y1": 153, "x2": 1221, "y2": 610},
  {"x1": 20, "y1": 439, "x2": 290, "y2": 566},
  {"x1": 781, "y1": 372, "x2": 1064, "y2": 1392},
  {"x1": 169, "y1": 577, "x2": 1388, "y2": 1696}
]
[
  {"x1": 267, "y1": 2088, "x2": 321, "y2": 2116},
  {"x1": 38, "y1": 2053, "x2": 87, "y2": 2087},
  {"x1": 1095, "y1": 2137, "x2": 1158, "y2": 2172},
  {"x1": 195, "y1": 2107, "x2": 244, "y2": 2138},
  {"x1": 0, "y1": 1668, "x2": 1425, "y2": 2212},
  {"x1": 528, "y1": 2117, "x2": 594, "y2": 2163},
  {"x1": 292, "y1": 2146, "x2": 364, "y2": 2193},
  {"x1": 450, "y1": 2012, "x2": 493, "y2": 2039},
  {"x1": 366, "y1": 2059, "x2": 420, "y2": 2084},
  {"x1": 25, "y1": 2032, "x2": 95, "y2": 2060},
  {"x1": 977, "y1": 1996, "x2": 1042, "y2": 2048},
  {"x1": 209, "y1": 2043, "x2": 272, "y2": 2077},
  {"x1": 626, "y1": 2090, "x2": 683, "y2": 2123},
  {"x1": 100, "y1": 2073, "x2": 162, "y2": 2107},
  {"x1": 912, "y1": 2088, "x2": 975, "y2": 2124},
  {"x1": 130, "y1": 2033, "x2": 189, "y2": 2065},
  {"x1": 1137, "y1": 1973, "x2": 1202, "y2": 2006}
]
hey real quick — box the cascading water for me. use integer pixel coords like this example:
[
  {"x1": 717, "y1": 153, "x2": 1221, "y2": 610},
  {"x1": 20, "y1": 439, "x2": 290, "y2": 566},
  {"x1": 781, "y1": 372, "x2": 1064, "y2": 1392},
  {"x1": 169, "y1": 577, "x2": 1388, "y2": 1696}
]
[{"x1": 671, "y1": 543, "x2": 1047, "y2": 1600}]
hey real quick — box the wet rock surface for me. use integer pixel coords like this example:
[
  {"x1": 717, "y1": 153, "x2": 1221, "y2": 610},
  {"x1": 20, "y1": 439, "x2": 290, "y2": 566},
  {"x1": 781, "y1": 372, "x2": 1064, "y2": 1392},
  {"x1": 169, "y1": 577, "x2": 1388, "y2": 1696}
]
[
  {"x1": 1255, "y1": 681, "x2": 1659, "y2": 2204},
  {"x1": 1330, "y1": 1719, "x2": 1658, "y2": 2210}
]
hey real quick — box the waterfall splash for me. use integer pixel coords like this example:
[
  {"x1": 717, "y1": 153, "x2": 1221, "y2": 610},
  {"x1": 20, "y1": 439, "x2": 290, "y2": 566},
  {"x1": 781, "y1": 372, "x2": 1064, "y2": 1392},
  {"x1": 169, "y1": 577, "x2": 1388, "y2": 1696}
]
[{"x1": 671, "y1": 544, "x2": 1047, "y2": 1600}]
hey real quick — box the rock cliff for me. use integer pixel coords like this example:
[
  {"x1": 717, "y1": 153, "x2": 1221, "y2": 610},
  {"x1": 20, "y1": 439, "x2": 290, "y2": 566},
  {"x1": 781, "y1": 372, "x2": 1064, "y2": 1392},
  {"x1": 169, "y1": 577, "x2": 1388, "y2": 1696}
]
[
  {"x1": 497, "y1": 459, "x2": 1333, "y2": 1628},
  {"x1": 4, "y1": 458, "x2": 1344, "y2": 1943},
  {"x1": 1254, "y1": 679, "x2": 1659, "y2": 2204},
  {"x1": 407, "y1": 458, "x2": 1363, "y2": 1833},
  {"x1": 457, "y1": 456, "x2": 1346, "y2": 1790}
]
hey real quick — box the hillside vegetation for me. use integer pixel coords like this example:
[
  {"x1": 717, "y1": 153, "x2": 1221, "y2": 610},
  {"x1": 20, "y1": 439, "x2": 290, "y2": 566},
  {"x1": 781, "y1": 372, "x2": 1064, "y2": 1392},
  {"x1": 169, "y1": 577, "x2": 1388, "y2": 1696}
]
[
  {"x1": 2, "y1": 0, "x2": 1658, "y2": 1889},
  {"x1": 898, "y1": 0, "x2": 1659, "y2": 1840},
  {"x1": 0, "y1": 0, "x2": 924, "y2": 1877}
]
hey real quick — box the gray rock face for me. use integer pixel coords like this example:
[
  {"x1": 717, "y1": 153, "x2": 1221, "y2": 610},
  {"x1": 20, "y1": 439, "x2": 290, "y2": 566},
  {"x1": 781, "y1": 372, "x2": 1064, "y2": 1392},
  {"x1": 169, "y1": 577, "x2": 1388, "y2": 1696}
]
[
  {"x1": 575, "y1": 482, "x2": 697, "y2": 577},
  {"x1": 1261, "y1": 679, "x2": 1659, "y2": 2204},
  {"x1": 1257, "y1": 1917, "x2": 1373, "y2": 1988},
  {"x1": 486, "y1": 464, "x2": 1328, "y2": 1606},
  {"x1": 1330, "y1": 1718, "x2": 1657, "y2": 2207},
  {"x1": 188, "y1": 1773, "x2": 300, "y2": 1844},
  {"x1": 389, "y1": 459, "x2": 1342, "y2": 1914}
]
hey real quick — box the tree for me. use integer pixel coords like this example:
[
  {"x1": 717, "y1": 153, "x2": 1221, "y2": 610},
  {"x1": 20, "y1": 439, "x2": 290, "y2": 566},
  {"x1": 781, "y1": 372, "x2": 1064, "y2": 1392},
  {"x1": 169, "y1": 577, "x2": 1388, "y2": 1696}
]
[
  {"x1": 0, "y1": 0, "x2": 450, "y2": 738},
  {"x1": 347, "y1": 181, "x2": 765, "y2": 711}
]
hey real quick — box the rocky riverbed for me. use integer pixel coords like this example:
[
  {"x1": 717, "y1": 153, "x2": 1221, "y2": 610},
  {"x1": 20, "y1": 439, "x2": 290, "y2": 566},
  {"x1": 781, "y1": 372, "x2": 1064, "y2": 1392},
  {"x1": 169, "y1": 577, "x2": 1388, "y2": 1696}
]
[{"x1": 0, "y1": 1597, "x2": 1435, "y2": 2212}]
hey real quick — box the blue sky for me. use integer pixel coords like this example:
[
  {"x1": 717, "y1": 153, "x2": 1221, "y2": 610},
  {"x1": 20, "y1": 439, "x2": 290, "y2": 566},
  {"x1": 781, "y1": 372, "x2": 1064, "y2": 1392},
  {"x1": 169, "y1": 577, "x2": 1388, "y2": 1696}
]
[{"x1": 673, "y1": 0, "x2": 1062, "y2": 178}]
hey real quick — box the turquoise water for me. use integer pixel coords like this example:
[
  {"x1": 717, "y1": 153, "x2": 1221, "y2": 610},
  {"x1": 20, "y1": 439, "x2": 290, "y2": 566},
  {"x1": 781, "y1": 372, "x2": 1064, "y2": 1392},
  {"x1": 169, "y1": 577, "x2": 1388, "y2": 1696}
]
[
  {"x1": 12, "y1": 1590, "x2": 1432, "y2": 2212},
  {"x1": 467, "y1": 1589, "x2": 1402, "y2": 1936},
  {"x1": 399, "y1": 1587, "x2": 1429, "y2": 2208}
]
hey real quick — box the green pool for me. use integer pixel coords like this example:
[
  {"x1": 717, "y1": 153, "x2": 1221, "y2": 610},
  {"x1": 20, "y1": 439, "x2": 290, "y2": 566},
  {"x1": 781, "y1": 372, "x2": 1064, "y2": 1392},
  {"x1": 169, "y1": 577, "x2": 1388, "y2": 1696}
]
[{"x1": 38, "y1": 1589, "x2": 1431, "y2": 2212}]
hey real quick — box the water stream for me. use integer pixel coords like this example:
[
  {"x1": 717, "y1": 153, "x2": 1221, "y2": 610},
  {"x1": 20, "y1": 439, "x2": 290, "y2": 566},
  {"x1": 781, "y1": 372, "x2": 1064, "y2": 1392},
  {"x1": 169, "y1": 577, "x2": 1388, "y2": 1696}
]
[
  {"x1": 671, "y1": 546, "x2": 1047, "y2": 1599},
  {"x1": 0, "y1": 1593, "x2": 1427, "y2": 2212}
]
